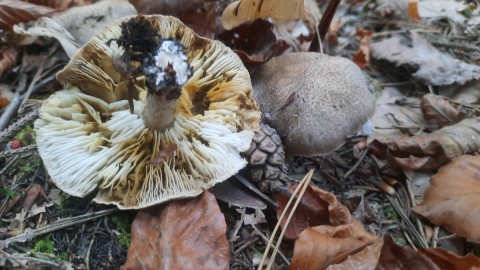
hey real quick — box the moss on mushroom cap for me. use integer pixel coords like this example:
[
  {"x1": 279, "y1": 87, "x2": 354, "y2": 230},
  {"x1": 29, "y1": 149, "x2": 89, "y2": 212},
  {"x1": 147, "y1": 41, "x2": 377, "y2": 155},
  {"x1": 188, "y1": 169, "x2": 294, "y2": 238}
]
[
  {"x1": 35, "y1": 15, "x2": 260, "y2": 209},
  {"x1": 252, "y1": 53, "x2": 375, "y2": 156}
]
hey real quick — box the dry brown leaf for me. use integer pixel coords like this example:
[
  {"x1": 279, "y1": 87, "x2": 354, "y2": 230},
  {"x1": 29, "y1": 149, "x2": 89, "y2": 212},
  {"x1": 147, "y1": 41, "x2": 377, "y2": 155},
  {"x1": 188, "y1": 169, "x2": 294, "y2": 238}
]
[
  {"x1": 129, "y1": 0, "x2": 214, "y2": 38},
  {"x1": 352, "y1": 28, "x2": 372, "y2": 69},
  {"x1": 289, "y1": 220, "x2": 379, "y2": 270},
  {"x1": 407, "y1": 0, "x2": 421, "y2": 20},
  {"x1": 419, "y1": 248, "x2": 480, "y2": 269},
  {"x1": 121, "y1": 191, "x2": 229, "y2": 270},
  {"x1": 23, "y1": 184, "x2": 45, "y2": 210},
  {"x1": 377, "y1": 235, "x2": 480, "y2": 269},
  {"x1": 377, "y1": 235, "x2": 439, "y2": 270},
  {"x1": 0, "y1": 0, "x2": 57, "y2": 29},
  {"x1": 421, "y1": 93, "x2": 480, "y2": 126},
  {"x1": 222, "y1": 0, "x2": 304, "y2": 30},
  {"x1": 0, "y1": 47, "x2": 19, "y2": 77},
  {"x1": 369, "y1": 117, "x2": 480, "y2": 170},
  {"x1": 327, "y1": 237, "x2": 383, "y2": 270},
  {"x1": 277, "y1": 184, "x2": 351, "y2": 239},
  {"x1": 413, "y1": 155, "x2": 480, "y2": 243},
  {"x1": 326, "y1": 18, "x2": 341, "y2": 45},
  {"x1": 25, "y1": 0, "x2": 91, "y2": 9}
]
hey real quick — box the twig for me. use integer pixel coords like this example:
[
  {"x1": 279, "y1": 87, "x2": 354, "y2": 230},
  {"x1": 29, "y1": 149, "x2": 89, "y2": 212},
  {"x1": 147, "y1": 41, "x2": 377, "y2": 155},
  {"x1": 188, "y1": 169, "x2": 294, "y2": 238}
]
[
  {"x1": 0, "y1": 144, "x2": 38, "y2": 158},
  {"x1": 234, "y1": 175, "x2": 277, "y2": 207},
  {"x1": 0, "y1": 249, "x2": 60, "y2": 268},
  {"x1": 403, "y1": 231, "x2": 418, "y2": 252},
  {"x1": 251, "y1": 225, "x2": 289, "y2": 265},
  {"x1": 385, "y1": 195, "x2": 429, "y2": 249},
  {"x1": 404, "y1": 180, "x2": 426, "y2": 244},
  {"x1": 341, "y1": 149, "x2": 368, "y2": 181},
  {"x1": 0, "y1": 208, "x2": 118, "y2": 249},
  {"x1": 0, "y1": 75, "x2": 26, "y2": 131},
  {"x1": 432, "y1": 226, "x2": 440, "y2": 248},
  {"x1": 309, "y1": 0, "x2": 341, "y2": 52},
  {"x1": 0, "y1": 110, "x2": 39, "y2": 143}
]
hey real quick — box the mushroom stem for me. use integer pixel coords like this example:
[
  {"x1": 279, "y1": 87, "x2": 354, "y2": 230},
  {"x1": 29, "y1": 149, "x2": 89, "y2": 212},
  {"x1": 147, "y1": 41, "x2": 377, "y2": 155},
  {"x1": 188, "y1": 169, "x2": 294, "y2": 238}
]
[{"x1": 143, "y1": 93, "x2": 179, "y2": 132}]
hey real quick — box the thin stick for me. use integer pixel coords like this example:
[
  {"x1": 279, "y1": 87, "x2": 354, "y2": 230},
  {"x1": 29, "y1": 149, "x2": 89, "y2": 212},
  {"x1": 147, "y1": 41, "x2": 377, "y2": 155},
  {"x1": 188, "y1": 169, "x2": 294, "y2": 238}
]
[
  {"x1": 1, "y1": 208, "x2": 117, "y2": 249},
  {"x1": 309, "y1": 0, "x2": 341, "y2": 52},
  {"x1": 258, "y1": 169, "x2": 314, "y2": 270}
]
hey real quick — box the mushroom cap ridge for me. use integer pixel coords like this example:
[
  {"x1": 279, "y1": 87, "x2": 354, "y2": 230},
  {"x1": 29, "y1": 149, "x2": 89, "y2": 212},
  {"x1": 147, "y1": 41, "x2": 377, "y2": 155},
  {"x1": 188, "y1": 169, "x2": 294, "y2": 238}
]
[{"x1": 35, "y1": 15, "x2": 260, "y2": 209}]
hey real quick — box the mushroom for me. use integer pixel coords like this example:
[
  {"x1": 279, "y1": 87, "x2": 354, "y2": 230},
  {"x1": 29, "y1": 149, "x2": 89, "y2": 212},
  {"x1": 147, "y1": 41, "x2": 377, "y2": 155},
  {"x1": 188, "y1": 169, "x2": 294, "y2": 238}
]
[
  {"x1": 252, "y1": 52, "x2": 375, "y2": 156},
  {"x1": 34, "y1": 15, "x2": 260, "y2": 209}
]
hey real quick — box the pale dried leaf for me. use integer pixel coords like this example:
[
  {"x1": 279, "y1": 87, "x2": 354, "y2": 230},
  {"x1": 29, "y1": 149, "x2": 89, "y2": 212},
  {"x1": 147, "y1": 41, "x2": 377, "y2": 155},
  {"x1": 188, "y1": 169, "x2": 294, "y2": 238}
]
[
  {"x1": 222, "y1": 0, "x2": 304, "y2": 30},
  {"x1": 121, "y1": 191, "x2": 229, "y2": 270},
  {"x1": 413, "y1": 155, "x2": 480, "y2": 243},
  {"x1": 371, "y1": 32, "x2": 480, "y2": 85},
  {"x1": 13, "y1": 17, "x2": 79, "y2": 58},
  {"x1": 421, "y1": 93, "x2": 480, "y2": 126},
  {"x1": 0, "y1": 0, "x2": 56, "y2": 29},
  {"x1": 369, "y1": 117, "x2": 480, "y2": 170}
]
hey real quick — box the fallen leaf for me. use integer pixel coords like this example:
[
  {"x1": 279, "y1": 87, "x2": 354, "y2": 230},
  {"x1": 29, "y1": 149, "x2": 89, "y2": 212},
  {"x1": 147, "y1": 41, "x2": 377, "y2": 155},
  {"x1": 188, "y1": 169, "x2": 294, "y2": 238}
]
[
  {"x1": 0, "y1": 47, "x2": 19, "y2": 76},
  {"x1": 352, "y1": 28, "x2": 372, "y2": 68},
  {"x1": 121, "y1": 191, "x2": 229, "y2": 270},
  {"x1": 218, "y1": 19, "x2": 276, "y2": 56},
  {"x1": 221, "y1": 0, "x2": 304, "y2": 30},
  {"x1": 369, "y1": 87, "x2": 427, "y2": 142},
  {"x1": 419, "y1": 248, "x2": 480, "y2": 269},
  {"x1": 327, "y1": 237, "x2": 383, "y2": 270},
  {"x1": 371, "y1": 32, "x2": 480, "y2": 85},
  {"x1": 421, "y1": 93, "x2": 480, "y2": 126},
  {"x1": 369, "y1": 117, "x2": 480, "y2": 170},
  {"x1": 377, "y1": 235, "x2": 438, "y2": 270},
  {"x1": 407, "y1": 0, "x2": 421, "y2": 20},
  {"x1": 413, "y1": 155, "x2": 480, "y2": 243},
  {"x1": 0, "y1": 84, "x2": 15, "y2": 108},
  {"x1": 277, "y1": 184, "x2": 352, "y2": 239},
  {"x1": 49, "y1": 0, "x2": 137, "y2": 46},
  {"x1": 23, "y1": 184, "x2": 45, "y2": 210},
  {"x1": 326, "y1": 18, "x2": 341, "y2": 45},
  {"x1": 129, "y1": 0, "x2": 214, "y2": 38},
  {"x1": 289, "y1": 220, "x2": 379, "y2": 270},
  {"x1": 377, "y1": 235, "x2": 480, "y2": 269},
  {"x1": 0, "y1": 0, "x2": 57, "y2": 29},
  {"x1": 13, "y1": 17, "x2": 79, "y2": 58}
]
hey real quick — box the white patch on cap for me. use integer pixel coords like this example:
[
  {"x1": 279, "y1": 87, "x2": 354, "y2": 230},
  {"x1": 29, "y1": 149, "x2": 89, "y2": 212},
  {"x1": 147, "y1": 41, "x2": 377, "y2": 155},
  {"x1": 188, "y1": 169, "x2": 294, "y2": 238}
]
[{"x1": 153, "y1": 40, "x2": 190, "y2": 86}]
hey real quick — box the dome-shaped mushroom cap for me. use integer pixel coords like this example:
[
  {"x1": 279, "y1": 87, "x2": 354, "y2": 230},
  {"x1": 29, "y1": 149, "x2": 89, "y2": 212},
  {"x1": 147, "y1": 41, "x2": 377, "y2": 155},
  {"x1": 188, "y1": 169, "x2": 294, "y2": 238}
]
[
  {"x1": 35, "y1": 15, "x2": 260, "y2": 209},
  {"x1": 252, "y1": 53, "x2": 375, "y2": 156}
]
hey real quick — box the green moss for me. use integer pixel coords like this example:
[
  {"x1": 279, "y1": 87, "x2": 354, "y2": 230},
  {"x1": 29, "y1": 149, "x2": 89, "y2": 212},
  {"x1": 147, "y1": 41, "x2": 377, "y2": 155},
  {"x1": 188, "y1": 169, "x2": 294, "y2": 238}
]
[
  {"x1": 55, "y1": 252, "x2": 68, "y2": 260},
  {"x1": 117, "y1": 233, "x2": 131, "y2": 247},
  {"x1": 383, "y1": 204, "x2": 398, "y2": 221},
  {"x1": 17, "y1": 155, "x2": 42, "y2": 176},
  {"x1": 31, "y1": 235, "x2": 55, "y2": 255},
  {"x1": 14, "y1": 125, "x2": 35, "y2": 145},
  {"x1": 0, "y1": 188, "x2": 19, "y2": 199},
  {"x1": 111, "y1": 213, "x2": 135, "y2": 248}
]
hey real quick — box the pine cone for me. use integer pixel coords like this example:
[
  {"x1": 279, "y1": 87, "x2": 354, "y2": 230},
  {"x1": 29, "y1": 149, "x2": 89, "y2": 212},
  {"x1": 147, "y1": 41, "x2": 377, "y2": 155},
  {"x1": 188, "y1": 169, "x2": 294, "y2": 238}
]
[{"x1": 243, "y1": 123, "x2": 288, "y2": 191}]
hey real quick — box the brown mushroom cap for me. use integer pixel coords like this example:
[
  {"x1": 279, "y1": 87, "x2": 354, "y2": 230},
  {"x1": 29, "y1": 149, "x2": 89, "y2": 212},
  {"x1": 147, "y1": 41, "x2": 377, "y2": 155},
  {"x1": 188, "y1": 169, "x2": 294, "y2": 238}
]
[
  {"x1": 35, "y1": 15, "x2": 260, "y2": 209},
  {"x1": 252, "y1": 52, "x2": 375, "y2": 156}
]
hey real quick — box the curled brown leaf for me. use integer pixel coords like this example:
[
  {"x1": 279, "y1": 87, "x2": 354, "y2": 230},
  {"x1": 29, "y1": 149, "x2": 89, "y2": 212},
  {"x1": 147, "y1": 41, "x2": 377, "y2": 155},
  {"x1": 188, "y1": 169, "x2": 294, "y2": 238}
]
[
  {"x1": 413, "y1": 155, "x2": 480, "y2": 243},
  {"x1": 421, "y1": 93, "x2": 480, "y2": 126},
  {"x1": 369, "y1": 117, "x2": 480, "y2": 170},
  {"x1": 0, "y1": 0, "x2": 57, "y2": 29},
  {"x1": 277, "y1": 184, "x2": 351, "y2": 239},
  {"x1": 289, "y1": 220, "x2": 379, "y2": 270},
  {"x1": 23, "y1": 183, "x2": 45, "y2": 210},
  {"x1": 121, "y1": 191, "x2": 229, "y2": 270},
  {"x1": 0, "y1": 47, "x2": 19, "y2": 76}
]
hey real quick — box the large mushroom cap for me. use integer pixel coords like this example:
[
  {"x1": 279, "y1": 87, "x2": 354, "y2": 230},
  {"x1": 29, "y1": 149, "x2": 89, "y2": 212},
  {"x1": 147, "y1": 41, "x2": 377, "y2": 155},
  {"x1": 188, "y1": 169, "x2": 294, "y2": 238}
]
[
  {"x1": 252, "y1": 52, "x2": 375, "y2": 156},
  {"x1": 35, "y1": 15, "x2": 260, "y2": 209}
]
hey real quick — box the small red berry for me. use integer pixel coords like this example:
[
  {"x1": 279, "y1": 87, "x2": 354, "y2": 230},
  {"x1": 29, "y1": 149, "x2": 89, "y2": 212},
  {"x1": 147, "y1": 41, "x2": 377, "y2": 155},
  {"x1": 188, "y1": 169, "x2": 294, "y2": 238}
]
[{"x1": 6, "y1": 140, "x2": 22, "y2": 150}]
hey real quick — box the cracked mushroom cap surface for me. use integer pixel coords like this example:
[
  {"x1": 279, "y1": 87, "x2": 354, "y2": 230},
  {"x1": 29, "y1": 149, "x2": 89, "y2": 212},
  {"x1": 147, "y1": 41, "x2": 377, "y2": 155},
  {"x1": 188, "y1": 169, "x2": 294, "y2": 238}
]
[{"x1": 35, "y1": 15, "x2": 260, "y2": 209}]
